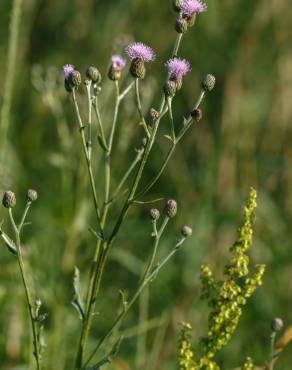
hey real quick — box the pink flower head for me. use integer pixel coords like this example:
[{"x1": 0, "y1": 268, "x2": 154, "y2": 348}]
[
  {"x1": 111, "y1": 55, "x2": 126, "y2": 71},
  {"x1": 63, "y1": 64, "x2": 74, "y2": 80},
  {"x1": 125, "y1": 42, "x2": 155, "y2": 62},
  {"x1": 182, "y1": 0, "x2": 207, "y2": 17},
  {"x1": 165, "y1": 58, "x2": 191, "y2": 80}
]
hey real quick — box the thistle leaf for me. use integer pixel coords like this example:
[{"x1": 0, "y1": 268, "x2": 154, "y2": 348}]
[
  {"x1": 71, "y1": 267, "x2": 85, "y2": 321},
  {"x1": 97, "y1": 135, "x2": 109, "y2": 152},
  {"x1": 0, "y1": 227, "x2": 17, "y2": 255}
]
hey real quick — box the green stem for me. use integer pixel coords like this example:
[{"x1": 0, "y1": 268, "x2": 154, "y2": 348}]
[
  {"x1": 86, "y1": 81, "x2": 93, "y2": 159},
  {"x1": 135, "y1": 78, "x2": 151, "y2": 138},
  {"x1": 93, "y1": 97, "x2": 108, "y2": 151},
  {"x1": 166, "y1": 97, "x2": 176, "y2": 142},
  {"x1": 269, "y1": 332, "x2": 276, "y2": 370},
  {"x1": 75, "y1": 81, "x2": 122, "y2": 369},
  {"x1": 142, "y1": 217, "x2": 169, "y2": 282},
  {"x1": 72, "y1": 89, "x2": 102, "y2": 233},
  {"x1": 135, "y1": 90, "x2": 206, "y2": 199},
  {"x1": 119, "y1": 81, "x2": 135, "y2": 101},
  {"x1": 9, "y1": 208, "x2": 42, "y2": 370},
  {"x1": 83, "y1": 236, "x2": 185, "y2": 367},
  {"x1": 172, "y1": 33, "x2": 183, "y2": 57},
  {"x1": 110, "y1": 148, "x2": 144, "y2": 203}
]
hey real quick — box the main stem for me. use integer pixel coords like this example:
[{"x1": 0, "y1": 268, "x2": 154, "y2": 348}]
[{"x1": 75, "y1": 81, "x2": 121, "y2": 369}]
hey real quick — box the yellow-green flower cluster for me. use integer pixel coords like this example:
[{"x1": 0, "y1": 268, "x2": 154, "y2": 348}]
[
  {"x1": 241, "y1": 357, "x2": 254, "y2": 370},
  {"x1": 225, "y1": 187, "x2": 257, "y2": 278},
  {"x1": 197, "y1": 356, "x2": 220, "y2": 370},
  {"x1": 177, "y1": 189, "x2": 264, "y2": 370},
  {"x1": 198, "y1": 188, "x2": 265, "y2": 361},
  {"x1": 178, "y1": 322, "x2": 197, "y2": 370}
]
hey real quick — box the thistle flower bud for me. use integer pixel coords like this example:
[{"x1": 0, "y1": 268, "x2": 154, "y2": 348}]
[
  {"x1": 164, "y1": 199, "x2": 177, "y2": 218},
  {"x1": 175, "y1": 17, "x2": 188, "y2": 34},
  {"x1": 2, "y1": 191, "x2": 16, "y2": 209},
  {"x1": 150, "y1": 108, "x2": 160, "y2": 122},
  {"x1": 184, "y1": 14, "x2": 197, "y2": 27},
  {"x1": 130, "y1": 59, "x2": 146, "y2": 79},
  {"x1": 172, "y1": 0, "x2": 184, "y2": 11},
  {"x1": 108, "y1": 66, "x2": 121, "y2": 81},
  {"x1": 86, "y1": 65, "x2": 101, "y2": 84},
  {"x1": 271, "y1": 318, "x2": 284, "y2": 332},
  {"x1": 64, "y1": 79, "x2": 73, "y2": 92},
  {"x1": 26, "y1": 189, "x2": 38, "y2": 203},
  {"x1": 150, "y1": 208, "x2": 160, "y2": 221},
  {"x1": 69, "y1": 70, "x2": 82, "y2": 88},
  {"x1": 201, "y1": 74, "x2": 216, "y2": 92},
  {"x1": 191, "y1": 108, "x2": 203, "y2": 122},
  {"x1": 108, "y1": 55, "x2": 126, "y2": 82},
  {"x1": 163, "y1": 80, "x2": 177, "y2": 98},
  {"x1": 175, "y1": 77, "x2": 183, "y2": 91},
  {"x1": 181, "y1": 225, "x2": 193, "y2": 237}
]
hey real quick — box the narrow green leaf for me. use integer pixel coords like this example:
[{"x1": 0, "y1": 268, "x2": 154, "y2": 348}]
[
  {"x1": 86, "y1": 336, "x2": 123, "y2": 369},
  {"x1": 0, "y1": 228, "x2": 17, "y2": 255},
  {"x1": 163, "y1": 134, "x2": 174, "y2": 143},
  {"x1": 119, "y1": 290, "x2": 128, "y2": 312},
  {"x1": 71, "y1": 267, "x2": 85, "y2": 321},
  {"x1": 97, "y1": 135, "x2": 109, "y2": 152}
]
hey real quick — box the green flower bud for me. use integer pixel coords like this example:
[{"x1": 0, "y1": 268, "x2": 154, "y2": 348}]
[
  {"x1": 107, "y1": 65, "x2": 121, "y2": 82},
  {"x1": 181, "y1": 225, "x2": 193, "y2": 237},
  {"x1": 130, "y1": 59, "x2": 146, "y2": 79},
  {"x1": 175, "y1": 18, "x2": 188, "y2": 34},
  {"x1": 2, "y1": 191, "x2": 16, "y2": 209},
  {"x1": 150, "y1": 208, "x2": 160, "y2": 221},
  {"x1": 163, "y1": 80, "x2": 177, "y2": 98},
  {"x1": 175, "y1": 77, "x2": 182, "y2": 91},
  {"x1": 150, "y1": 108, "x2": 160, "y2": 122},
  {"x1": 191, "y1": 108, "x2": 203, "y2": 122},
  {"x1": 185, "y1": 14, "x2": 197, "y2": 27},
  {"x1": 26, "y1": 189, "x2": 38, "y2": 202},
  {"x1": 86, "y1": 66, "x2": 101, "y2": 84},
  {"x1": 271, "y1": 318, "x2": 284, "y2": 332},
  {"x1": 201, "y1": 74, "x2": 216, "y2": 92},
  {"x1": 172, "y1": 0, "x2": 183, "y2": 12},
  {"x1": 69, "y1": 70, "x2": 82, "y2": 88},
  {"x1": 64, "y1": 79, "x2": 73, "y2": 92},
  {"x1": 164, "y1": 199, "x2": 177, "y2": 218}
]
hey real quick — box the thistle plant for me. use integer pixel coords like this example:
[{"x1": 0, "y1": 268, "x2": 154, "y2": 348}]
[
  {"x1": 0, "y1": 189, "x2": 44, "y2": 370},
  {"x1": 1, "y1": 1, "x2": 287, "y2": 369},
  {"x1": 60, "y1": 2, "x2": 213, "y2": 368}
]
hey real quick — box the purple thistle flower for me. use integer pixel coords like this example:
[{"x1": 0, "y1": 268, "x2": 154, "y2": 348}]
[
  {"x1": 165, "y1": 58, "x2": 191, "y2": 80},
  {"x1": 125, "y1": 42, "x2": 155, "y2": 62},
  {"x1": 63, "y1": 64, "x2": 74, "y2": 80},
  {"x1": 111, "y1": 55, "x2": 126, "y2": 71},
  {"x1": 182, "y1": 0, "x2": 207, "y2": 17}
]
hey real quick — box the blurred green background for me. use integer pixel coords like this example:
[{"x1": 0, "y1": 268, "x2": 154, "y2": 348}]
[{"x1": 0, "y1": 0, "x2": 292, "y2": 369}]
